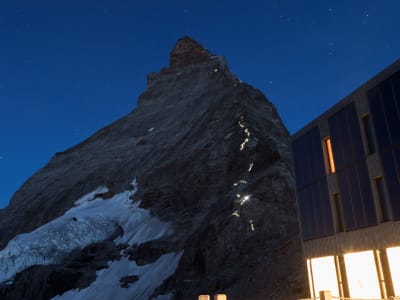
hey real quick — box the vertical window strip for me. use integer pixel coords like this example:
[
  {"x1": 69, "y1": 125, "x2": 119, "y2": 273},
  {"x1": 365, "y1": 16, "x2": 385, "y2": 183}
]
[{"x1": 325, "y1": 137, "x2": 336, "y2": 173}]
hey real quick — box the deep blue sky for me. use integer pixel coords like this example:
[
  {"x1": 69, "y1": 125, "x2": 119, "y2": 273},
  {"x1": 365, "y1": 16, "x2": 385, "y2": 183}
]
[{"x1": 0, "y1": 1, "x2": 399, "y2": 208}]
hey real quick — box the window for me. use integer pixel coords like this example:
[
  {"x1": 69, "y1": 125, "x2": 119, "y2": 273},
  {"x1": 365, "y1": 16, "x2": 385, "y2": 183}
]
[
  {"x1": 333, "y1": 193, "x2": 344, "y2": 232},
  {"x1": 362, "y1": 115, "x2": 377, "y2": 154},
  {"x1": 386, "y1": 247, "x2": 400, "y2": 296},
  {"x1": 310, "y1": 256, "x2": 340, "y2": 297},
  {"x1": 375, "y1": 177, "x2": 391, "y2": 222},
  {"x1": 344, "y1": 250, "x2": 381, "y2": 299},
  {"x1": 324, "y1": 137, "x2": 336, "y2": 173}
]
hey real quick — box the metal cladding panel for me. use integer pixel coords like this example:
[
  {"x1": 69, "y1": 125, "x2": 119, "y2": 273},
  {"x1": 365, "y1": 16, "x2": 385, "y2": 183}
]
[
  {"x1": 368, "y1": 72, "x2": 400, "y2": 221},
  {"x1": 298, "y1": 188, "x2": 311, "y2": 240},
  {"x1": 293, "y1": 126, "x2": 335, "y2": 241},
  {"x1": 381, "y1": 79, "x2": 400, "y2": 144},
  {"x1": 381, "y1": 147, "x2": 400, "y2": 220},
  {"x1": 293, "y1": 126, "x2": 326, "y2": 189},
  {"x1": 318, "y1": 179, "x2": 335, "y2": 236},
  {"x1": 338, "y1": 172, "x2": 355, "y2": 231},
  {"x1": 329, "y1": 102, "x2": 377, "y2": 230},
  {"x1": 369, "y1": 72, "x2": 400, "y2": 149},
  {"x1": 329, "y1": 102, "x2": 365, "y2": 170},
  {"x1": 393, "y1": 71, "x2": 400, "y2": 109},
  {"x1": 329, "y1": 108, "x2": 347, "y2": 169},
  {"x1": 310, "y1": 182, "x2": 320, "y2": 238},
  {"x1": 348, "y1": 167, "x2": 364, "y2": 227},
  {"x1": 335, "y1": 160, "x2": 377, "y2": 230},
  {"x1": 348, "y1": 105, "x2": 366, "y2": 160},
  {"x1": 357, "y1": 162, "x2": 378, "y2": 226},
  {"x1": 368, "y1": 86, "x2": 391, "y2": 148},
  {"x1": 298, "y1": 179, "x2": 334, "y2": 240},
  {"x1": 397, "y1": 146, "x2": 400, "y2": 176}
]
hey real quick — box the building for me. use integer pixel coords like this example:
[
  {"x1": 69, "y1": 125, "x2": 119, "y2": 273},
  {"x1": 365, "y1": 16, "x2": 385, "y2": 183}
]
[{"x1": 292, "y1": 59, "x2": 400, "y2": 299}]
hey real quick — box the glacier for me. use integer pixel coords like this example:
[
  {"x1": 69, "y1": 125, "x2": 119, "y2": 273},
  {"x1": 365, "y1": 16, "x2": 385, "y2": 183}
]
[{"x1": 0, "y1": 179, "x2": 180, "y2": 300}]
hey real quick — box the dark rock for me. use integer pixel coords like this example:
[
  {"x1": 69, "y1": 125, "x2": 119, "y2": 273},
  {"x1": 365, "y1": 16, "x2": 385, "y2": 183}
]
[
  {"x1": 0, "y1": 265, "x2": 89, "y2": 300},
  {"x1": 119, "y1": 275, "x2": 139, "y2": 288},
  {"x1": 94, "y1": 180, "x2": 115, "y2": 199},
  {"x1": 125, "y1": 240, "x2": 178, "y2": 266}
]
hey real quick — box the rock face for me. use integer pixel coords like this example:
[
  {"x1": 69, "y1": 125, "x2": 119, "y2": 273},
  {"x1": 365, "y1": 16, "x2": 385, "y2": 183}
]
[{"x1": 0, "y1": 37, "x2": 307, "y2": 299}]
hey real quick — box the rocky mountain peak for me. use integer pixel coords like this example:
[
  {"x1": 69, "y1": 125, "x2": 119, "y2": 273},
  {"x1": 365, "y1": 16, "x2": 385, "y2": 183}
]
[
  {"x1": 169, "y1": 36, "x2": 211, "y2": 68},
  {"x1": 0, "y1": 37, "x2": 306, "y2": 300}
]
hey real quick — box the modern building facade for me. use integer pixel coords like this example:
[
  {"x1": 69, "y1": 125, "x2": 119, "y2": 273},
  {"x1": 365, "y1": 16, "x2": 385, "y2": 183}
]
[{"x1": 292, "y1": 59, "x2": 400, "y2": 299}]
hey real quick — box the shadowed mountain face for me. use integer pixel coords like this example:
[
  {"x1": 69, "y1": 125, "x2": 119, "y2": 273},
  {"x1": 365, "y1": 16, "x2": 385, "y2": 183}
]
[{"x1": 0, "y1": 36, "x2": 307, "y2": 299}]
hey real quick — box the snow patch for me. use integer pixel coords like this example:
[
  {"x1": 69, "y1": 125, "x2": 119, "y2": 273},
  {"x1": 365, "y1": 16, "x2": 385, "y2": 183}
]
[
  {"x1": 74, "y1": 186, "x2": 108, "y2": 205},
  {"x1": 52, "y1": 252, "x2": 183, "y2": 300}
]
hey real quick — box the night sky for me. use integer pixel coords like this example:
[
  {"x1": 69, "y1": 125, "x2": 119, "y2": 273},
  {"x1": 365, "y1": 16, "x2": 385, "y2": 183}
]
[{"x1": 0, "y1": 1, "x2": 399, "y2": 208}]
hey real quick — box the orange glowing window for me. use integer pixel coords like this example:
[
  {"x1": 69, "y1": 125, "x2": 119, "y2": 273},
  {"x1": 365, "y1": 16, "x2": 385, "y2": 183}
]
[{"x1": 325, "y1": 137, "x2": 336, "y2": 173}]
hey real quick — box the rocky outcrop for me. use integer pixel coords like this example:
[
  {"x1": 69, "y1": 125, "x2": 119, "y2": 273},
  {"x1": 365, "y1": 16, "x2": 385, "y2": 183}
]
[{"x1": 0, "y1": 37, "x2": 307, "y2": 299}]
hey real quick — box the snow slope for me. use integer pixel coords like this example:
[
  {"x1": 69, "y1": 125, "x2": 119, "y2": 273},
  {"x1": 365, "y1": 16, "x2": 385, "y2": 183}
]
[
  {"x1": 0, "y1": 179, "x2": 176, "y2": 297},
  {"x1": 52, "y1": 252, "x2": 183, "y2": 300}
]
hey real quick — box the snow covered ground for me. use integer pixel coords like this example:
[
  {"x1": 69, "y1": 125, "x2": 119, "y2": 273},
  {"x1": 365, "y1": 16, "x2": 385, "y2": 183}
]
[{"x1": 0, "y1": 179, "x2": 181, "y2": 300}]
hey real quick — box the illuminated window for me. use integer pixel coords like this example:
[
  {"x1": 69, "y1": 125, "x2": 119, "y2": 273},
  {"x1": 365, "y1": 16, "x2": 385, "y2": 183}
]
[
  {"x1": 344, "y1": 250, "x2": 381, "y2": 299},
  {"x1": 386, "y1": 247, "x2": 400, "y2": 296},
  {"x1": 324, "y1": 137, "x2": 336, "y2": 173},
  {"x1": 306, "y1": 259, "x2": 315, "y2": 298},
  {"x1": 310, "y1": 256, "x2": 340, "y2": 297}
]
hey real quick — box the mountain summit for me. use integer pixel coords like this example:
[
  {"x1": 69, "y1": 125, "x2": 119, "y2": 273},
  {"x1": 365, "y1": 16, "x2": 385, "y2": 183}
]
[
  {"x1": 169, "y1": 36, "x2": 211, "y2": 68},
  {"x1": 0, "y1": 37, "x2": 306, "y2": 299}
]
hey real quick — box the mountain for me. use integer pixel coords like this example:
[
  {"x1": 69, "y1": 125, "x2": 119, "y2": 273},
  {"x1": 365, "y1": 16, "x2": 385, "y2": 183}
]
[{"x1": 0, "y1": 36, "x2": 306, "y2": 299}]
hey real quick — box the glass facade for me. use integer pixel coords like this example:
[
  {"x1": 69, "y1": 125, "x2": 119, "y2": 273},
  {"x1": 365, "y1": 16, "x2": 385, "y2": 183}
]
[
  {"x1": 292, "y1": 62, "x2": 400, "y2": 298},
  {"x1": 310, "y1": 256, "x2": 340, "y2": 297},
  {"x1": 344, "y1": 250, "x2": 381, "y2": 299}
]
